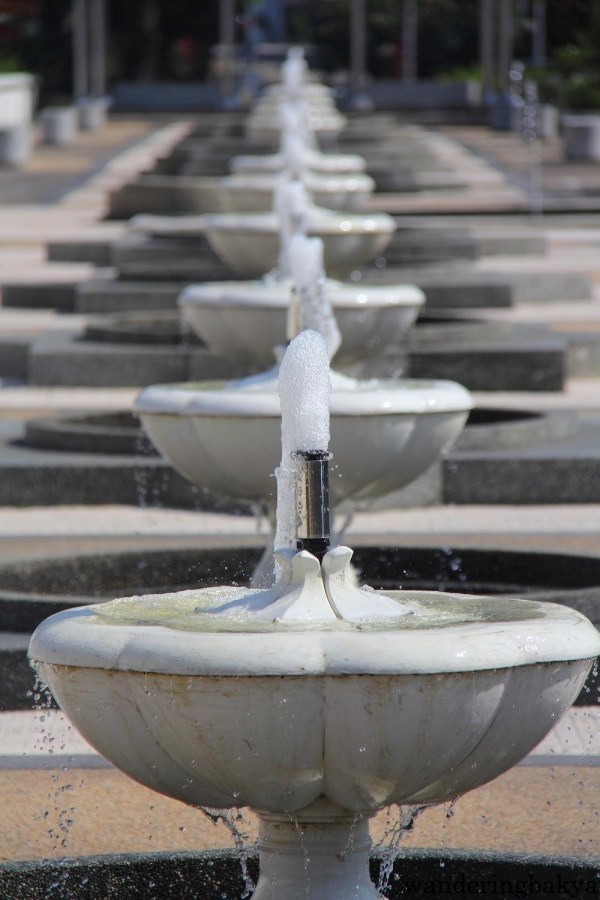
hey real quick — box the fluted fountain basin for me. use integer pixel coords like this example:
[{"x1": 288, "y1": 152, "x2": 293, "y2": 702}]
[
  {"x1": 246, "y1": 110, "x2": 346, "y2": 145},
  {"x1": 135, "y1": 374, "x2": 472, "y2": 510},
  {"x1": 201, "y1": 209, "x2": 395, "y2": 278},
  {"x1": 129, "y1": 208, "x2": 395, "y2": 279},
  {"x1": 264, "y1": 82, "x2": 332, "y2": 99},
  {"x1": 29, "y1": 589, "x2": 598, "y2": 814},
  {"x1": 230, "y1": 148, "x2": 366, "y2": 176},
  {"x1": 215, "y1": 171, "x2": 375, "y2": 212},
  {"x1": 179, "y1": 278, "x2": 424, "y2": 367}
]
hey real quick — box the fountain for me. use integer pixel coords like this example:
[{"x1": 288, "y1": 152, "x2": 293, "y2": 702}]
[
  {"x1": 209, "y1": 132, "x2": 376, "y2": 213},
  {"x1": 180, "y1": 181, "x2": 423, "y2": 371},
  {"x1": 136, "y1": 230, "x2": 471, "y2": 527},
  {"x1": 245, "y1": 50, "x2": 347, "y2": 146},
  {"x1": 28, "y1": 331, "x2": 600, "y2": 899},
  {"x1": 130, "y1": 179, "x2": 396, "y2": 279}
]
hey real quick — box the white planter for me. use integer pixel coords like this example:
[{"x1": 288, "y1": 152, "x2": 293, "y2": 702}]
[
  {"x1": 0, "y1": 73, "x2": 35, "y2": 129},
  {"x1": 0, "y1": 73, "x2": 35, "y2": 166},
  {"x1": 77, "y1": 97, "x2": 108, "y2": 131},
  {"x1": 0, "y1": 123, "x2": 31, "y2": 167},
  {"x1": 39, "y1": 106, "x2": 78, "y2": 146},
  {"x1": 563, "y1": 115, "x2": 600, "y2": 161}
]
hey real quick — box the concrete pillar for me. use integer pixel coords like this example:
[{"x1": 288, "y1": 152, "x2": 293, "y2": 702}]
[
  {"x1": 219, "y1": 0, "x2": 236, "y2": 49},
  {"x1": 89, "y1": 0, "x2": 107, "y2": 98},
  {"x1": 72, "y1": 0, "x2": 88, "y2": 101},
  {"x1": 401, "y1": 0, "x2": 418, "y2": 84},
  {"x1": 350, "y1": 0, "x2": 367, "y2": 95},
  {"x1": 531, "y1": 0, "x2": 546, "y2": 67},
  {"x1": 263, "y1": 0, "x2": 285, "y2": 41},
  {"x1": 498, "y1": 0, "x2": 514, "y2": 93},
  {"x1": 480, "y1": 0, "x2": 496, "y2": 95},
  {"x1": 219, "y1": 0, "x2": 236, "y2": 99}
]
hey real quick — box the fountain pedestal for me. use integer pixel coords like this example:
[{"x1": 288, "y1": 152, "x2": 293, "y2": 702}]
[{"x1": 255, "y1": 803, "x2": 380, "y2": 899}]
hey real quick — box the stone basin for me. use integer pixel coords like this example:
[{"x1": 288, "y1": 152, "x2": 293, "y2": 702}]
[
  {"x1": 245, "y1": 109, "x2": 346, "y2": 145},
  {"x1": 205, "y1": 209, "x2": 394, "y2": 278},
  {"x1": 264, "y1": 82, "x2": 332, "y2": 98},
  {"x1": 179, "y1": 277, "x2": 424, "y2": 367},
  {"x1": 230, "y1": 148, "x2": 366, "y2": 176},
  {"x1": 129, "y1": 207, "x2": 396, "y2": 279},
  {"x1": 28, "y1": 555, "x2": 600, "y2": 899},
  {"x1": 215, "y1": 171, "x2": 375, "y2": 212},
  {"x1": 30, "y1": 584, "x2": 598, "y2": 810},
  {"x1": 135, "y1": 372, "x2": 472, "y2": 511}
]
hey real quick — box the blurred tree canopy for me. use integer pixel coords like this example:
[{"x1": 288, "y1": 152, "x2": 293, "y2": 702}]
[{"x1": 0, "y1": 0, "x2": 598, "y2": 105}]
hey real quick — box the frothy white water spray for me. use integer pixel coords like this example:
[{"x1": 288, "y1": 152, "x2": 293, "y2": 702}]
[
  {"x1": 274, "y1": 330, "x2": 331, "y2": 567},
  {"x1": 273, "y1": 177, "x2": 311, "y2": 275},
  {"x1": 288, "y1": 233, "x2": 342, "y2": 360},
  {"x1": 282, "y1": 48, "x2": 307, "y2": 101},
  {"x1": 279, "y1": 100, "x2": 316, "y2": 150},
  {"x1": 281, "y1": 131, "x2": 307, "y2": 180}
]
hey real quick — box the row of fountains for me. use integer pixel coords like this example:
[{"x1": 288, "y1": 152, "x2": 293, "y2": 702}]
[{"x1": 29, "y1": 49, "x2": 600, "y2": 899}]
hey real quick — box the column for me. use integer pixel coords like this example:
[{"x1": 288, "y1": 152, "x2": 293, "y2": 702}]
[
  {"x1": 263, "y1": 0, "x2": 286, "y2": 41},
  {"x1": 531, "y1": 0, "x2": 546, "y2": 67},
  {"x1": 401, "y1": 0, "x2": 418, "y2": 84},
  {"x1": 480, "y1": 0, "x2": 496, "y2": 95},
  {"x1": 89, "y1": 0, "x2": 107, "y2": 99},
  {"x1": 219, "y1": 0, "x2": 236, "y2": 99},
  {"x1": 72, "y1": 0, "x2": 88, "y2": 102},
  {"x1": 350, "y1": 0, "x2": 367, "y2": 96},
  {"x1": 498, "y1": 0, "x2": 514, "y2": 93}
]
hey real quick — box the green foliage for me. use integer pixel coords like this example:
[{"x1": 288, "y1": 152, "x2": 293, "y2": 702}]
[
  {"x1": 0, "y1": 56, "x2": 23, "y2": 74},
  {"x1": 439, "y1": 65, "x2": 482, "y2": 84},
  {"x1": 563, "y1": 74, "x2": 600, "y2": 111},
  {"x1": 543, "y1": 4, "x2": 600, "y2": 109}
]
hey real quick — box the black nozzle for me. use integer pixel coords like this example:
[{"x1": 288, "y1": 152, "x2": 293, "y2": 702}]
[{"x1": 294, "y1": 449, "x2": 331, "y2": 562}]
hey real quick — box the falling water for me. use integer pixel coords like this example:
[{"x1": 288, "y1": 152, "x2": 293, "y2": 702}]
[
  {"x1": 281, "y1": 131, "x2": 307, "y2": 180},
  {"x1": 282, "y1": 48, "x2": 307, "y2": 102},
  {"x1": 374, "y1": 804, "x2": 429, "y2": 892},
  {"x1": 522, "y1": 78, "x2": 544, "y2": 221},
  {"x1": 198, "y1": 807, "x2": 256, "y2": 898}
]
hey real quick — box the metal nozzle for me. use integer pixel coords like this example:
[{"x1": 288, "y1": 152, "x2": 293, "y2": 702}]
[{"x1": 294, "y1": 450, "x2": 331, "y2": 561}]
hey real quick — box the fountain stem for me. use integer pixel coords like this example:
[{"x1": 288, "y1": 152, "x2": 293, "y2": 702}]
[
  {"x1": 295, "y1": 449, "x2": 331, "y2": 561},
  {"x1": 254, "y1": 805, "x2": 382, "y2": 900}
]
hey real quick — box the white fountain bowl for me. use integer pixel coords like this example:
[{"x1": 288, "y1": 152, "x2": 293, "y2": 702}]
[
  {"x1": 135, "y1": 374, "x2": 472, "y2": 510},
  {"x1": 30, "y1": 591, "x2": 599, "y2": 814},
  {"x1": 201, "y1": 208, "x2": 396, "y2": 278},
  {"x1": 179, "y1": 277, "x2": 424, "y2": 367},
  {"x1": 216, "y1": 171, "x2": 375, "y2": 213},
  {"x1": 252, "y1": 96, "x2": 339, "y2": 116},
  {"x1": 264, "y1": 82, "x2": 332, "y2": 99},
  {"x1": 230, "y1": 149, "x2": 367, "y2": 176},
  {"x1": 246, "y1": 111, "x2": 346, "y2": 145}
]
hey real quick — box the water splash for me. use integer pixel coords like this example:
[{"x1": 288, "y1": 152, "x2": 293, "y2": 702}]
[
  {"x1": 199, "y1": 807, "x2": 256, "y2": 898},
  {"x1": 374, "y1": 803, "x2": 428, "y2": 893}
]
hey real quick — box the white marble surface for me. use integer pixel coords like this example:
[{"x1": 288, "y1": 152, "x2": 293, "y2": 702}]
[{"x1": 1, "y1": 704, "x2": 597, "y2": 771}]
